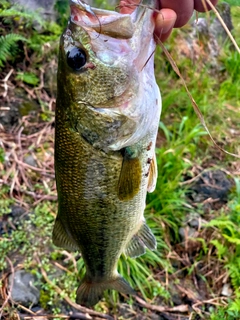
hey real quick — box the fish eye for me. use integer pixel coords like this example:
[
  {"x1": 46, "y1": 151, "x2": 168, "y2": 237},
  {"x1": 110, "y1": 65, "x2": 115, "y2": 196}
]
[{"x1": 66, "y1": 47, "x2": 87, "y2": 71}]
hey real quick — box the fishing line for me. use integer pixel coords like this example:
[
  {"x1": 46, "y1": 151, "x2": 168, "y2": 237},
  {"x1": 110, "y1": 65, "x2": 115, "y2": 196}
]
[
  {"x1": 141, "y1": 49, "x2": 156, "y2": 71},
  {"x1": 155, "y1": 36, "x2": 240, "y2": 159},
  {"x1": 76, "y1": 0, "x2": 102, "y2": 38},
  {"x1": 205, "y1": 0, "x2": 240, "y2": 53},
  {"x1": 155, "y1": 0, "x2": 240, "y2": 158}
]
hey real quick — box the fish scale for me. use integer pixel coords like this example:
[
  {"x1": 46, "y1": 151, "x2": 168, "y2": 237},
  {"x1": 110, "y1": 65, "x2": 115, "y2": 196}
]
[{"x1": 53, "y1": 0, "x2": 161, "y2": 307}]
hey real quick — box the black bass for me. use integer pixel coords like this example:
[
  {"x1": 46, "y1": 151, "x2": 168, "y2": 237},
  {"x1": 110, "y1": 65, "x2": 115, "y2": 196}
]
[{"x1": 53, "y1": 0, "x2": 161, "y2": 307}]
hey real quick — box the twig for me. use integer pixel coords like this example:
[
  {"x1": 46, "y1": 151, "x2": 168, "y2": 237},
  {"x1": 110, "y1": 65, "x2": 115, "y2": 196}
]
[
  {"x1": 52, "y1": 261, "x2": 74, "y2": 275},
  {"x1": 32, "y1": 195, "x2": 57, "y2": 206},
  {"x1": 135, "y1": 296, "x2": 189, "y2": 313},
  {"x1": 0, "y1": 256, "x2": 14, "y2": 318},
  {"x1": 22, "y1": 312, "x2": 91, "y2": 319},
  {"x1": 193, "y1": 297, "x2": 228, "y2": 308},
  {"x1": 180, "y1": 170, "x2": 206, "y2": 186},
  {"x1": 61, "y1": 251, "x2": 79, "y2": 274},
  {"x1": 17, "y1": 303, "x2": 37, "y2": 315},
  {"x1": 19, "y1": 83, "x2": 36, "y2": 99},
  {"x1": 0, "y1": 69, "x2": 14, "y2": 98}
]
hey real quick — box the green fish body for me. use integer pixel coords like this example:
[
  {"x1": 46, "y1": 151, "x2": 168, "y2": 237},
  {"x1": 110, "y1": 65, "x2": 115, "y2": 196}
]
[{"x1": 53, "y1": 0, "x2": 161, "y2": 307}]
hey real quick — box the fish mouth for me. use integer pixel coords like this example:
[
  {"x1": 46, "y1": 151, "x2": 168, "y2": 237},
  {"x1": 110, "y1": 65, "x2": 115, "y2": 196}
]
[{"x1": 69, "y1": 0, "x2": 156, "y2": 39}]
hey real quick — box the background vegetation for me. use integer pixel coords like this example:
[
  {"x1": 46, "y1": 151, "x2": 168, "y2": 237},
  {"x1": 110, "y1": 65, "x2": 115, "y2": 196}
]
[{"x1": 0, "y1": 0, "x2": 239, "y2": 319}]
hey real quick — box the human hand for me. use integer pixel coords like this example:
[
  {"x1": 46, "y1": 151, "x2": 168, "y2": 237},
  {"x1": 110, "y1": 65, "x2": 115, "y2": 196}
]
[{"x1": 119, "y1": 0, "x2": 218, "y2": 41}]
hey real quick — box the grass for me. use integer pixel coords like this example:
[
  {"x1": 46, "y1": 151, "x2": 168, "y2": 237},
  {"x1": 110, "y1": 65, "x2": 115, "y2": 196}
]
[{"x1": 0, "y1": 1, "x2": 240, "y2": 319}]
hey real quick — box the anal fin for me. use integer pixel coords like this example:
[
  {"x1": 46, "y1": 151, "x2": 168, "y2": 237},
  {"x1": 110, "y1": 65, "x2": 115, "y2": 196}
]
[
  {"x1": 147, "y1": 153, "x2": 157, "y2": 193},
  {"x1": 52, "y1": 217, "x2": 78, "y2": 251},
  {"x1": 124, "y1": 222, "x2": 156, "y2": 258}
]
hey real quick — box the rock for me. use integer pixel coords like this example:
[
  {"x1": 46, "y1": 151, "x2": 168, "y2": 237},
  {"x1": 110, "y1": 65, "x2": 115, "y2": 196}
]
[
  {"x1": 0, "y1": 205, "x2": 26, "y2": 236},
  {"x1": 9, "y1": 270, "x2": 40, "y2": 307},
  {"x1": 176, "y1": 2, "x2": 234, "y2": 70},
  {"x1": 178, "y1": 225, "x2": 202, "y2": 253},
  {"x1": 210, "y1": 2, "x2": 234, "y2": 41},
  {"x1": 188, "y1": 170, "x2": 234, "y2": 211},
  {"x1": 23, "y1": 154, "x2": 38, "y2": 168},
  {"x1": 0, "y1": 89, "x2": 40, "y2": 131},
  {"x1": 188, "y1": 217, "x2": 200, "y2": 229},
  {"x1": 118, "y1": 303, "x2": 136, "y2": 319},
  {"x1": 10, "y1": 205, "x2": 26, "y2": 218},
  {"x1": 193, "y1": 18, "x2": 209, "y2": 37},
  {"x1": 186, "y1": 213, "x2": 202, "y2": 229},
  {"x1": 11, "y1": 0, "x2": 118, "y2": 20},
  {"x1": 179, "y1": 226, "x2": 197, "y2": 242},
  {"x1": 221, "y1": 283, "x2": 233, "y2": 297},
  {"x1": 0, "y1": 103, "x2": 20, "y2": 129},
  {"x1": 11, "y1": 0, "x2": 56, "y2": 21},
  {"x1": 44, "y1": 61, "x2": 58, "y2": 97},
  {"x1": 171, "y1": 293, "x2": 183, "y2": 306},
  {"x1": 192, "y1": 2, "x2": 233, "y2": 42}
]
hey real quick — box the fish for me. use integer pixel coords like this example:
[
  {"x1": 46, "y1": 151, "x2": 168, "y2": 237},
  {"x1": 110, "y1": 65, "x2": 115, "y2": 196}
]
[{"x1": 53, "y1": 0, "x2": 161, "y2": 307}]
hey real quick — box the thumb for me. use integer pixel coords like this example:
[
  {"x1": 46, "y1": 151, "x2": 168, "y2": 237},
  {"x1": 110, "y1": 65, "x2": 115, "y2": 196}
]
[{"x1": 154, "y1": 9, "x2": 177, "y2": 42}]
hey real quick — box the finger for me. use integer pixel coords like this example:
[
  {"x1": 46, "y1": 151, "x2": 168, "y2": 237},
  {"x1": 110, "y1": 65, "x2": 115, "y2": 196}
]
[
  {"x1": 119, "y1": 0, "x2": 139, "y2": 14},
  {"x1": 154, "y1": 9, "x2": 177, "y2": 41},
  {"x1": 158, "y1": 28, "x2": 173, "y2": 42},
  {"x1": 159, "y1": 0, "x2": 194, "y2": 28},
  {"x1": 194, "y1": 0, "x2": 219, "y2": 12}
]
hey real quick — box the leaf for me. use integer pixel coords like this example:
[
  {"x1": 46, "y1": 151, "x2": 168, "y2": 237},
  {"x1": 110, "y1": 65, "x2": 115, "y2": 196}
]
[
  {"x1": 0, "y1": 148, "x2": 5, "y2": 163},
  {"x1": 0, "y1": 33, "x2": 27, "y2": 67},
  {"x1": 16, "y1": 72, "x2": 39, "y2": 86},
  {"x1": 210, "y1": 239, "x2": 227, "y2": 258},
  {"x1": 223, "y1": 234, "x2": 240, "y2": 245}
]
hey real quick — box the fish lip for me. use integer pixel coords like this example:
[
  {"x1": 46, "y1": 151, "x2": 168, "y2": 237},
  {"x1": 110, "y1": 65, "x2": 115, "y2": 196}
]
[
  {"x1": 69, "y1": 1, "x2": 134, "y2": 39},
  {"x1": 69, "y1": 0, "x2": 156, "y2": 31}
]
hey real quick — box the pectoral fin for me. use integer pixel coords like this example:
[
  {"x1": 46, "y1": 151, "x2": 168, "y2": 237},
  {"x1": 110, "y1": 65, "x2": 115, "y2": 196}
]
[
  {"x1": 147, "y1": 153, "x2": 157, "y2": 193},
  {"x1": 118, "y1": 150, "x2": 142, "y2": 201},
  {"x1": 124, "y1": 222, "x2": 156, "y2": 258},
  {"x1": 52, "y1": 217, "x2": 78, "y2": 251}
]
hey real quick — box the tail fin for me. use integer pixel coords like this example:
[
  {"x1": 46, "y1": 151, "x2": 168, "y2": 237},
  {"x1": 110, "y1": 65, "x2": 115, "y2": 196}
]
[{"x1": 76, "y1": 274, "x2": 135, "y2": 307}]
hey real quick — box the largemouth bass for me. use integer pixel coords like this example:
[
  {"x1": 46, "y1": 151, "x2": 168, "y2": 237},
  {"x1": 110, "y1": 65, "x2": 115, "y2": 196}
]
[{"x1": 53, "y1": 0, "x2": 161, "y2": 307}]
